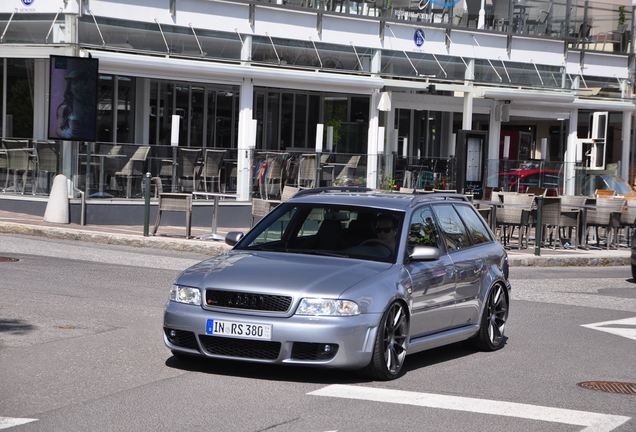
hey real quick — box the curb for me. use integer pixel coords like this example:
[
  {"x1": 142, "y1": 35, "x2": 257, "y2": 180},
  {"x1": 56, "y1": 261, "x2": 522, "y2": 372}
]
[
  {"x1": 507, "y1": 254, "x2": 631, "y2": 267},
  {"x1": 0, "y1": 222, "x2": 233, "y2": 255}
]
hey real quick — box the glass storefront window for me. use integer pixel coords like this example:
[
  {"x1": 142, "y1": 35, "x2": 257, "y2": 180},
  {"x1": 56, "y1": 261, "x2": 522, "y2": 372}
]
[
  {"x1": 216, "y1": 89, "x2": 235, "y2": 148},
  {"x1": 117, "y1": 77, "x2": 135, "y2": 143},
  {"x1": 97, "y1": 75, "x2": 113, "y2": 142},
  {"x1": 293, "y1": 94, "x2": 307, "y2": 148},
  {"x1": 3, "y1": 58, "x2": 34, "y2": 138}
]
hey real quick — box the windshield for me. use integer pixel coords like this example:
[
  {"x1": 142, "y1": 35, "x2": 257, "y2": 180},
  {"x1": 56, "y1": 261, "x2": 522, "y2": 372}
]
[{"x1": 236, "y1": 203, "x2": 404, "y2": 263}]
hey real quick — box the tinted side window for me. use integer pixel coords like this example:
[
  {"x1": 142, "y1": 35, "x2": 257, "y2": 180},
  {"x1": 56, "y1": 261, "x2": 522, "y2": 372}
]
[
  {"x1": 454, "y1": 204, "x2": 493, "y2": 244},
  {"x1": 432, "y1": 204, "x2": 471, "y2": 251},
  {"x1": 407, "y1": 206, "x2": 442, "y2": 251}
]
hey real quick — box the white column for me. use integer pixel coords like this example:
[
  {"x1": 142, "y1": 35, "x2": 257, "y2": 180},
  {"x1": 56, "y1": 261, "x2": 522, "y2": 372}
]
[
  {"x1": 236, "y1": 78, "x2": 254, "y2": 201},
  {"x1": 621, "y1": 111, "x2": 632, "y2": 181},
  {"x1": 367, "y1": 90, "x2": 380, "y2": 189},
  {"x1": 564, "y1": 109, "x2": 578, "y2": 196},
  {"x1": 486, "y1": 100, "x2": 501, "y2": 187},
  {"x1": 32, "y1": 59, "x2": 48, "y2": 140},
  {"x1": 462, "y1": 59, "x2": 475, "y2": 130}
]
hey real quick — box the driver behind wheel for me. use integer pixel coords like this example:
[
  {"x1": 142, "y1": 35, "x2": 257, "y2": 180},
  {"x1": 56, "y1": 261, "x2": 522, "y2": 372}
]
[{"x1": 375, "y1": 213, "x2": 398, "y2": 252}]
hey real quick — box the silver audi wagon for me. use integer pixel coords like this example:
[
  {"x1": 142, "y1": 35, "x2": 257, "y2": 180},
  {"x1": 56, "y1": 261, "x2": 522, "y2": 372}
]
[{"x1": 164, "y1": 188, "x2": 511, "y2": 380}]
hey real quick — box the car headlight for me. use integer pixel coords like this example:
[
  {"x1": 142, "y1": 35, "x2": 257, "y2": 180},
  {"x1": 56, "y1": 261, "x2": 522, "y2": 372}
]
[
  {"x1": 295, "y1": 298, "x2": 359, "y2": 316},
  {"x1": 170, "y1": 285, "x2": 201, "y2": 305}
]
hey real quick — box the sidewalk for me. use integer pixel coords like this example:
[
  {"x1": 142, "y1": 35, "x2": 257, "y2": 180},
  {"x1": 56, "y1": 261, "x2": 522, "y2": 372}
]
[{"x1": 0, "y1": 209, "x2": 631, "y2": 267}]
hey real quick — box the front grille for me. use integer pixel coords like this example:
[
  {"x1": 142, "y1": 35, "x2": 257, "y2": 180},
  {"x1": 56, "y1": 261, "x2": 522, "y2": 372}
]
[
  {"x1": 205, "y1": 289, "x2": 292, "y2": 312},
  {"x1": 164, "y1": 328, "x2": 200, "y2": 351},
  {"x1": 291, "y1": 342, "x2": 339, "y2": 361},
  {"x1": 199, "y1": 335, "x2": 281, "y2": 360}
]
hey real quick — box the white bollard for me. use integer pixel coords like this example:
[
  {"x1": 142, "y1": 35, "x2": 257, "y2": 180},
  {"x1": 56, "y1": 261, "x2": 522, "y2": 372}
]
[{"x1": 44, "y1": 174, "x2": 70, "y2": 224}]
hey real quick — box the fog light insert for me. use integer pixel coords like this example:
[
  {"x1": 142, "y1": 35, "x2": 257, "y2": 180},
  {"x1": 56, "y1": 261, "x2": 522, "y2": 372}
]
[
  {"x1": 291, "y1": 342, "x2": 339, "y2": 361},
  {"x1": 164, "y1": 328, "x2": 200, "y2": 351}
]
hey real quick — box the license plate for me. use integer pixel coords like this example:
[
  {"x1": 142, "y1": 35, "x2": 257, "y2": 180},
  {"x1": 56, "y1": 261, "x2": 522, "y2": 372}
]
[{"x1": 206, "y1": 319, "x2": 272, "y2": 340}]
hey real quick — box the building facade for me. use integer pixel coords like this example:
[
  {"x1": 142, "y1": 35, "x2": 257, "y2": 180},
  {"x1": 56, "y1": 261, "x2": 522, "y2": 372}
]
[{"x1": 1, "y1": 0, "x2": 634, "y2": 204}]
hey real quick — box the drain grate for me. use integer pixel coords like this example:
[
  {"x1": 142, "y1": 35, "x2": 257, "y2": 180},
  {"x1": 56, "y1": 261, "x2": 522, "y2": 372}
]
[
  {"x1": 0, "y1": 257, "x2": 19, "y2": 262},
  {"x1": 577, "y1": 381, "x2": 636, "y2": 395}
]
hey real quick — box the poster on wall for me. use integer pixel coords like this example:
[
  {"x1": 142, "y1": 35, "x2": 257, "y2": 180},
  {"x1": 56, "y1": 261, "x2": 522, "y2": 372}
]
[{"x1": 48, "y1": 55, "x2": 98, "y2": 142}]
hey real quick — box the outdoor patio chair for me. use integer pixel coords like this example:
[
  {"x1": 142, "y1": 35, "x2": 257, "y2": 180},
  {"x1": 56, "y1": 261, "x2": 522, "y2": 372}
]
[
  {"x1": 559, "y1": 195, "x2": 587, "y2": 248},
  {"x1": 152, "y1": 177, "x2": 193, "y2": 238},
  {"x1": 201, "y1": 149, "x2": 225, "y2": 193},
  {"x1": 260, "y1": 153, "x2": 287, "y2": 200},
  {"x1": 297, "y1": 154, "x2": 316, "y2": 188},
  {"x1": 34, "y1": 141, "x2": 61, "y2": 194},
  {"x1": 177, "y1": 148, "x2": 202, "y2": 192},
  {"x1": 496, "y1": 193, "x2": 535, "y2": 249},
  {"x1": 4, "y1": 148, "x2": 34, "y2": 194},
  {"x1": 114, "y1": 146, "x2": 151, "y2": 198},
  {"x1": 586, "y1": 197, "x2": 625, "y2": 250}
]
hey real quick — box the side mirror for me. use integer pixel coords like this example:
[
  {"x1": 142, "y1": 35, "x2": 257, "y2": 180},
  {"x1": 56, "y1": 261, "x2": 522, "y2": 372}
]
[
  {"x1": 409, "y1": 245, "x2": 440, "y2": 262},
  {"x1": 225, "y1": 231, "x2": 244, "y2": 246}
]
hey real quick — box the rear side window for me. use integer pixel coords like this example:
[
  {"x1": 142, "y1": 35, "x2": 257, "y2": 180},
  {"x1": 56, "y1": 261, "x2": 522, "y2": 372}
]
[
  {"x1": 432, "y1": 204, "x2": 471, "y2": 251},
  {"x1": 454, "y1": 204, "x2": 493, "y2": 244}
]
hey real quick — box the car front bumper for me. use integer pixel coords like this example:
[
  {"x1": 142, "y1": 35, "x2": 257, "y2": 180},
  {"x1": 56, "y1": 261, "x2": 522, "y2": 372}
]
[{"x1": 164, "y1": 302, "x2": 381, "y2": 370}]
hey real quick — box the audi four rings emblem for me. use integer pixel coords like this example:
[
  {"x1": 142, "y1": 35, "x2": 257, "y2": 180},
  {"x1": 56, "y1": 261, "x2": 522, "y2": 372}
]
[{"x1": 229, "y1": 293, "x2": 265, "y2": 308}]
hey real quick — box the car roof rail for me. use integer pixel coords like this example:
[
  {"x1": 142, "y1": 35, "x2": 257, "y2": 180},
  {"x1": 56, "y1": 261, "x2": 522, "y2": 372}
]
[
  {"x1": 292, "y1": 186, "x2": 373, "y2": 198},
  {"x1": 409, "y1": 193, "x2": 471, "y2": 207}
]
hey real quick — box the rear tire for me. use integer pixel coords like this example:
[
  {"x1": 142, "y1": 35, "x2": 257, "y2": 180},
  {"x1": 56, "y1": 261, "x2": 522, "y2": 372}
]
[
  {"x1": 631, "y1": 263, "x2": 636, "y2": 281},
  {"x1": 360, "y1": 302, "x2": 409, "y2": 381},
  {"x1": 471, "y1": 284, "x2": 508, "y2": 351}
]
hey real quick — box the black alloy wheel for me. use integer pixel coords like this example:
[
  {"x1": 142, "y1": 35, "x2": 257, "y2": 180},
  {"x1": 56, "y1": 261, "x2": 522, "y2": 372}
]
[
  {"x1": 472, "y1": 284, "x2": 508, "y2": 351},
  {"x1": 361, "y1": 302, "x2": 409, "y2": 381}
]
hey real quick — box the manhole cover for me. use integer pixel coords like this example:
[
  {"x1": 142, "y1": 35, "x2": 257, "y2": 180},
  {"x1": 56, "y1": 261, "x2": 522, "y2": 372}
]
[
  {"x1": 577, "y1": 381, "x2": 636, "y2": 395},
  {"x1": 0, "y1": 257, "x2": 19, "y2": 262}
]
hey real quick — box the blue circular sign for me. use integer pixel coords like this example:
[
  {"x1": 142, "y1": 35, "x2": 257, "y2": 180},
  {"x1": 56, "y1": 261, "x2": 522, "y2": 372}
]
[
  {"x1": 21, "y1": 0, "x2": 34, "y2": 5},
  {"x1": 414, "y1": 29, "x2": 425, "y2": 47}
]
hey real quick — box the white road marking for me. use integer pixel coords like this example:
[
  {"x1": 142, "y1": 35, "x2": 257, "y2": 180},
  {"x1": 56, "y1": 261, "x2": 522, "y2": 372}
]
[
  {"x1": 0, "y1": 417, "x2": 38, "y2": 430},
  {"x1": 581, "y1": 316, "x2": 636, "y2": 341},
  {"x1": 309, "y1": 385, "x2": 631, "y2": 432}
]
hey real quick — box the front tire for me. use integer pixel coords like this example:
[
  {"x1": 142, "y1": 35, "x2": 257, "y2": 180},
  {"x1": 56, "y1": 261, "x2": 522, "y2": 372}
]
[
  {"x1": 361, "y1": 302, "x2": 409, "y2": 381},
  {"x1": 472, "y1": 284, "x2": 508, "y2": 351}
]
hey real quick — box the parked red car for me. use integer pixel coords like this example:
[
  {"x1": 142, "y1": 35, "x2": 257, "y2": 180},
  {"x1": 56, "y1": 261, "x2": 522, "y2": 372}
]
[{"x1": 497, "y1": 168, "x2": 563, "y2": 193}]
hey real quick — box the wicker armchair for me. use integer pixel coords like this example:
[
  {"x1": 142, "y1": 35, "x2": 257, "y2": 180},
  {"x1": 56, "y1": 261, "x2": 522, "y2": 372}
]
[
  {"x1": 496, "y1": 193, "x2": 535, "y2": 249},
  {"x1": 34, "y1": 141, "x2": 61, "y2": 194},
  {"x1": 559, "y1": 195, "x2": 587, "y2": 248},
  {"x1": 586, "y1": 197, "x2": 625, "y2": 249},
  {"x1": 201, "y1": 149, "x2": 225, "y2": 193},
  {"x1": 536, "y1": 197, "x2": 581, "y2": 249},
  {"x1": 114, "y1": 146, "x2": 151, "y2": 198},
  {"x1": 260, "y1": 153, "x2": 287, "y2": 200},
  {"x1": 152, "y1": 177, "x2": 193, "y2": 238}
]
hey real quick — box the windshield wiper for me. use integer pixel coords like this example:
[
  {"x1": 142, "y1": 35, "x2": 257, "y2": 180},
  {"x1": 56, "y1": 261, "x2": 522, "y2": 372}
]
[
  {"x1": 245, "y1": 246, "x2": 289, "y2": 252},
  {"x1": 292, "y1": 249, "x2": 349, "y2": 258}
]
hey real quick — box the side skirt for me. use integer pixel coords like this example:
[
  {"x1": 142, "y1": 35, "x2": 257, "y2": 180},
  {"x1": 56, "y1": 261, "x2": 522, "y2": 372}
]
[{"x1": 406, "y1": 325, "x2": 480, "y2": 355}]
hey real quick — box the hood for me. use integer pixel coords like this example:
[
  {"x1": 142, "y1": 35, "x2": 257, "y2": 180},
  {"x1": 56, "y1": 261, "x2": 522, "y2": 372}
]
[{"x1": 176, "y1": 251, "x2": 392, "y2": 298}]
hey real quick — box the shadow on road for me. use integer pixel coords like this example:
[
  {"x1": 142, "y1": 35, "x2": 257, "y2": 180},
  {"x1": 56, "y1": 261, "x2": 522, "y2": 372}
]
[
  {"x1": 0, "y1": 318, "x2": 37, "y2": 335},
  {"x1": 164, "y1": 339, "x2": 502, "y2": 383}
]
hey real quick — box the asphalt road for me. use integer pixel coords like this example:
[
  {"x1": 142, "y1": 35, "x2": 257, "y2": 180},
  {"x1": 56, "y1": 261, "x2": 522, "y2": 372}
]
[{"x1": 0, "y1": 234, "x2": 635, "y2": 432}]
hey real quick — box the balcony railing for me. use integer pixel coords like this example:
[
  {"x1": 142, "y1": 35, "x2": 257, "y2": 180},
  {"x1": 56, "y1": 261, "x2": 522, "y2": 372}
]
[{"x1": 0, "y1": 0, "x2": 631, "y2": 53}]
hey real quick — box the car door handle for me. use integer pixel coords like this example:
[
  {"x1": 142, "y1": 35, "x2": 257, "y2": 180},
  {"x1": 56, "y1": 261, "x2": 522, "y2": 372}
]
[{"x1": 445, "y1": 267, "x2": 454, "y2": 279}]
